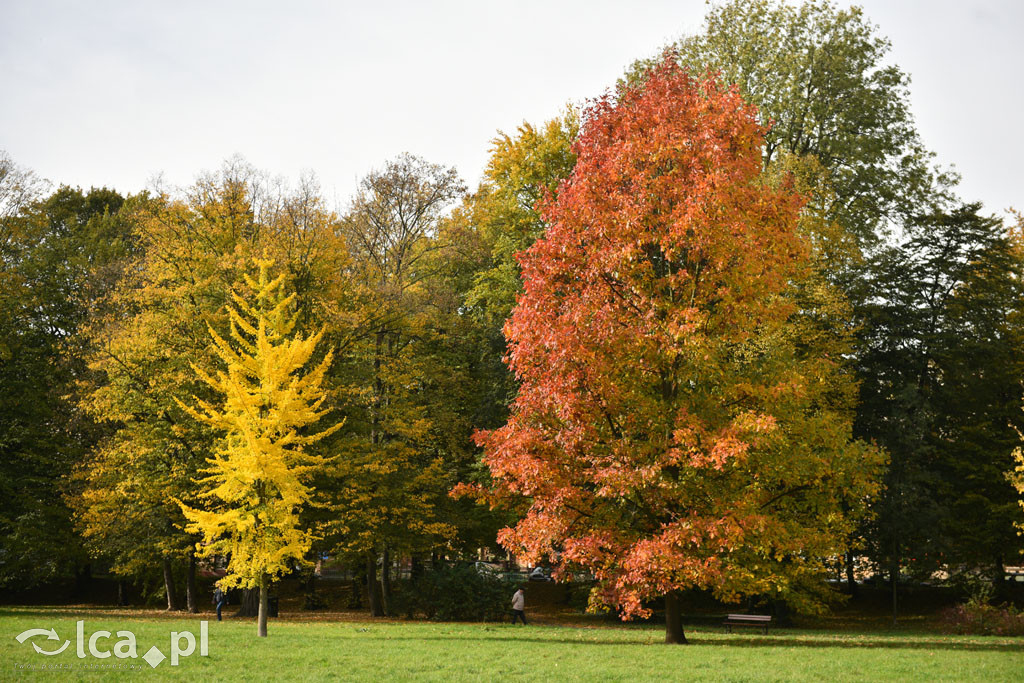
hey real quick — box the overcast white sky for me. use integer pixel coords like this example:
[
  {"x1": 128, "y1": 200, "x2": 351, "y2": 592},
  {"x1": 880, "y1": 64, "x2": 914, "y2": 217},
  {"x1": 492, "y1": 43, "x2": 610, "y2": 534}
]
[{"x1": 1, "y1": 1, "x2": 1021, "y2": 216}]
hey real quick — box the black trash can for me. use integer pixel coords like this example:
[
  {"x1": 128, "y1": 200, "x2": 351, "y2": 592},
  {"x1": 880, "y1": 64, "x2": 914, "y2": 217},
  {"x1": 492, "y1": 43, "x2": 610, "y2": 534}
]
[{"x1": 268, "y1": 596, "x2": 279, "y2": 618}]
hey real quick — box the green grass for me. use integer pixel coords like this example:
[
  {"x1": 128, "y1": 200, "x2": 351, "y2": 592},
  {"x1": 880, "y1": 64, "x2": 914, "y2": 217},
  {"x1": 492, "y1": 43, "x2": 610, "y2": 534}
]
[{"x1": 2, "y1": 607, "x2": 1021, "y2": 681}]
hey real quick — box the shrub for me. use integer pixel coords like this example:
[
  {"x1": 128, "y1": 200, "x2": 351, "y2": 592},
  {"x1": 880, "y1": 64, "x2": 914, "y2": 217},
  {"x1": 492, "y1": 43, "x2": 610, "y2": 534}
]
[
  {"x1": 303, "y1": 591, "x2": 327, "y2": 611},
  {"x1": 940, "y1": 602, "x2": 1024, "y2": 636},
  {"x1": 406, "y1": 564, "x2": 512, "y2": 622}
]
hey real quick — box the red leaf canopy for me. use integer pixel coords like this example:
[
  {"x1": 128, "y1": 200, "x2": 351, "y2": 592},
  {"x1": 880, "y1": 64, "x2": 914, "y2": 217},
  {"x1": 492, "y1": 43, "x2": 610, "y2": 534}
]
[{"x1": 477, "y1": 57, "x2": 879, "y2": 619}]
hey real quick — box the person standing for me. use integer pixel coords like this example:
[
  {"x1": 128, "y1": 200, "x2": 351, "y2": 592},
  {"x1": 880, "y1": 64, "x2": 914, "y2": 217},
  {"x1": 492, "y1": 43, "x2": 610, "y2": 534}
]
[
  {"x1": 511, "y1": 586, "x2": 527, "y2": 625},
  {"x1": 214, "y1": 586, "x2": 227, "y2": 621}
]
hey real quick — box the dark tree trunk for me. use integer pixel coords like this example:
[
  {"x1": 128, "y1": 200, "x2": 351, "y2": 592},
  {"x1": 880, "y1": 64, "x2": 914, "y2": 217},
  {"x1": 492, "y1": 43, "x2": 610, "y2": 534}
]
[
  {"x1": 348, "y1": 571, "x2": 363, "y2": 609},
  {"x1": 163, "y1": 557, "x2": 183, "y2": 611},
  {"x1": 257, "y1": 573, "x2": 268, "y2": 638},
  {"x1": 185, "y1": 550, "x2": 199, "y2": 613},
  {"x1": 235, "y1": 588, "x2": 260, "y2": 617},
  {"x1": 890, "y1": 555, "x2": 899, "y2": 627},
  {"x1": 380, "y1": 548, "x2": 392, "y2": 616},
  {"x1": 994, "y1": 555, "x2": 1006, "y2": 601},
  {"x1": 73, "y1": 564, "x2": 93, "y2": 599},
  {"x1": 410, "y1": 554, "x2": 424, "y2": 582},
  {"x1": 367, "y1": 554, "x2": 383, "y2": 617},
  {"x1": 664, "y1": 592, "x2": 687, "y2": 644},
  {"x1": 845, "y1": 550, "x2": 859, "y2": 597},
  {"x1": 117, "y1": 580, "x2": 129, "y2": 607}
]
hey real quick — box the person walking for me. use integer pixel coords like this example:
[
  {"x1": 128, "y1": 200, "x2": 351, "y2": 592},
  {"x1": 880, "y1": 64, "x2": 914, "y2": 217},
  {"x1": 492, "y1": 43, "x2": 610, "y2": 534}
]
[
  {"x1": 214, "y1": 586, "x2": 227, "y2": 621},
  {"x1": 511, "y1": 586, "x2": 527, "y2": 625}
]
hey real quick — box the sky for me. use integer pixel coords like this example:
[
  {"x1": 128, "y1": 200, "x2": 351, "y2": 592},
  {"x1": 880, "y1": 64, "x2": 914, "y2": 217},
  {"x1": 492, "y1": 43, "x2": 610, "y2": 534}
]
[{"x1": 1, "y1": 0, "x2": 1021, "y2": 216}]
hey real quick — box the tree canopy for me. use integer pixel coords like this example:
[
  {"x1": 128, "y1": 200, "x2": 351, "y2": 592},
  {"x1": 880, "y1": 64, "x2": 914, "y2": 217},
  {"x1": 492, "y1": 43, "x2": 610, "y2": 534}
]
[{"x1": 473, "y1": 59, "x2": 883, "y2": 644}]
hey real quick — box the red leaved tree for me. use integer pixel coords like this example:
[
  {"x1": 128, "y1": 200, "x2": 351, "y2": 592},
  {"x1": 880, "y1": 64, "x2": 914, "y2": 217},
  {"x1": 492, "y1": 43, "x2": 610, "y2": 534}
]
[{"x1": 472, "y1": 57, "x2": 882, "y2": 644}]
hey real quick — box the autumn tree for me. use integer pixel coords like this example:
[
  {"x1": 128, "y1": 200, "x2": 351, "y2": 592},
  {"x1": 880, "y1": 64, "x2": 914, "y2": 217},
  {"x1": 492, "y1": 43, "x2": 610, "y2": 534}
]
[
  {"x1": 179, "y1": 258, "x2": 340, "y2": 638},
  {"x1": 415, "y1": 115, "x2": 584, "y2": 558},
  {"x1": 323, "y1": 154, "x2": 464, "y2": 615},
  {"x1": 76, "y1": 161, "x2": 344, "y2": 612},
  {"x1": 462, "y1": 111, "x2": 580, "y2": 327},
  {"x1": 473, "y1": 58, "x2": 882, "y2": 644},
  {"x1": 76, "y1": 170, "x2": 261, "y2": 610},
  {"x1": 627, "y1": 0, "x2": 972, "y2": 593},
  {"x1": 629, "y1": 0, "x2": 945, "y2": 254},
  {"x1": 1012, "y1": 450, "x2": 1024, "y2": 539}
]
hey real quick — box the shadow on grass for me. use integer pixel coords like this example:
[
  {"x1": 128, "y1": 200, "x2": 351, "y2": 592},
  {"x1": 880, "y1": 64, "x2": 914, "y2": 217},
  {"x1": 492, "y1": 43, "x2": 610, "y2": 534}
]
[
  {"x1": 3, "y1": 609, "x2": 1020, "y2": 654},
  {"x1": 347, "y1": 633, "x2": 1024, "y2": 653}
]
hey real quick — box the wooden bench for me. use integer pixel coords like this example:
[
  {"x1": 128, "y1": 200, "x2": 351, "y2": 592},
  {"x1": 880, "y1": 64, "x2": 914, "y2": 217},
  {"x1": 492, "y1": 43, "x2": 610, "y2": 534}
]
[{"x1": 723, "y1": 613, "x2": 772, "y2": 634}]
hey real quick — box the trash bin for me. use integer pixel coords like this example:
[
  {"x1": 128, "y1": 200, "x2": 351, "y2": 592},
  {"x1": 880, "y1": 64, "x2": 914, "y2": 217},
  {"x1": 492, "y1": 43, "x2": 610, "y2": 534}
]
[{"x1": 268, "y1": 597, "x2": 279, "y2": 618}]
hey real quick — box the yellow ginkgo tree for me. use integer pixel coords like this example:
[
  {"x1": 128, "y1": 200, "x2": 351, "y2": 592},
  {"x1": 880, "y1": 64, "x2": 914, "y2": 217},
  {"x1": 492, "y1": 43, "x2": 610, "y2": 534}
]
[{"x1": 177, "y1": 257, "x2": 341, "y2": 637}]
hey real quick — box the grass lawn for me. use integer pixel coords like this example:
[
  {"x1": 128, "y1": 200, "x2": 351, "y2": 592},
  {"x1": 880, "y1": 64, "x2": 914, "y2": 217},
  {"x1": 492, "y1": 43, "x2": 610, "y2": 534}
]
[{"x1": 2, "y1": 607, "x2": 1021, "y2": 681}]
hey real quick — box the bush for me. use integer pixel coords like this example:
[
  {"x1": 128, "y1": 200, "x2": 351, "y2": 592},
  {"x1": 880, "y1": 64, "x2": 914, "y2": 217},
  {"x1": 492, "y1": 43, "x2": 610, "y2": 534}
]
[
  {"x1": 303, "y1": 591, "x2": 327, "y2": 611},
  {"x1": 405, "y1": 564, "x2": 512, "y2": 622},
  {"x1": 940, "y1": 601, "x2": 1024, "y2": 636}
]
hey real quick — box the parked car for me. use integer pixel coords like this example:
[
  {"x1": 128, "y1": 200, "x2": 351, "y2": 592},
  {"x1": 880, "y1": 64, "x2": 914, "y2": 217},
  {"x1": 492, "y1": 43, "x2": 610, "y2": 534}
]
[
  {"x1": 528, "y1": 567, "x2": 553, "y2": 581},
  {"x1": 474, "y1": 561, "x2": 501, "y2": 577}
]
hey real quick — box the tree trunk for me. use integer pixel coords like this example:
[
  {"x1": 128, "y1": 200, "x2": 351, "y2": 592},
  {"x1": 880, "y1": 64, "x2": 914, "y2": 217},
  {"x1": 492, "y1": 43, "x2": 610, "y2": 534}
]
[
  {"x1": 348, "y1": 569, "x2": 363, "y2": 609},
  {"x1": 117, "y1": 580, "x2": 129, "y2": 607},
  {"x1": 257, "y1": 573, "x2": 268, "y2": 637},
  {"x1": 994, "y1": 555, "x2": 1006, "y2": 601},
  {"x1": 185, "y1": 550, "x2": 199, "y2": 613},
  {"x1": 367, "y1": 554, "x2": 383, "y2": 616},
  {"x1": 410, "y1": 554, "x2": 424, "y2": 582},
  {"x1": 890, "y1": 555, "x2": 899, "y2": 627},
  {"x1": 664, "y1": 592, "x2": 687, "y2": 644},
  {"x1": 380, "y1": 547, "x2": 392, "y2": 616},
  {"x1": 845, "y1": 550, "x2": 859, "y2": 597},
  {"x1": 235, "y1": 588, "x2": 260, "y2": 617},
  {"x1": 73, "y1": 564, "x2": 93, "y2": 599},
  {"x1": 162, "y1": 557, "x2": 183, "y2": 611}
]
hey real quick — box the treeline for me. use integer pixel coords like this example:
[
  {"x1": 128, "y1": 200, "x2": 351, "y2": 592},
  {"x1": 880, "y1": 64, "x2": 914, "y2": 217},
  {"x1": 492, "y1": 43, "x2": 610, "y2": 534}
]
[{"x1": 1, "y1": 0, "x2": 1022, "y2": 615}]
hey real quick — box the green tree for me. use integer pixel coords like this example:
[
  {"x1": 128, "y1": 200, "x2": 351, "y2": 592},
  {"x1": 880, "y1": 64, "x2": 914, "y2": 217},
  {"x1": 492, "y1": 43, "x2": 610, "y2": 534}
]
[
  {"x1": 0, "y1": 168, "x2": 134, "y2": 589},
  {"x1": 628, "y1": 0, "x2": 945, "y2": 253},
  {"x1": 855, "y1": 202, "x2": 1024, "y2": 610},
  {"x1": 462, "y1": 111, "x2": 579, "y2": 326},
  {"x1": 323, "y1": 154, "x2": 465, "y2": 615}
]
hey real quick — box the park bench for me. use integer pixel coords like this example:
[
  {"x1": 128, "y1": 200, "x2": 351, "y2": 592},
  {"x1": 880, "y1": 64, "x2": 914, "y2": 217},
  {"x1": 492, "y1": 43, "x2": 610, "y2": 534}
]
[{"x1": 723, "y1": 613, "x2": 772, "y2": 634}]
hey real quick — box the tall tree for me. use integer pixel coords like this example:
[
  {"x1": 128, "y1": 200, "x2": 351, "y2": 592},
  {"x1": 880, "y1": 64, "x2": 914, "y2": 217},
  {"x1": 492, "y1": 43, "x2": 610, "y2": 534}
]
[
  {"x1": 75, "y1": 161, "x2": 340, "y2": 608},
  {"x1": 472, "y1": 59, "x2": 882, "y2": 644},
  {"x1": 855, "y1": 203, "x2": 1024, "y2": 605},
  {"x1": 323, "y1": 154, "x2": 465, "y2": 614},
  {"x1": 628, "y1": 0, "x2": 945, "y2": 254},
  {"x1": 0, "y1": 167, "x2": 134, "y2": 589},
  {"x1": 179, "y1": 258, "x2": 341, "y2": 637},
  {"x1": 76, "y1": 171, "x2": 258, "y2": 608},
  {"x1": 462, "y1": 111, "x2": 579, "y2": 326}
]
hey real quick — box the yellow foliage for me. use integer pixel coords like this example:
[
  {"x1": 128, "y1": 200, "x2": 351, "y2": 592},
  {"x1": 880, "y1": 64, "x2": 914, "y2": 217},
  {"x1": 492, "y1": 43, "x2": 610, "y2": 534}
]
[
  {"x1": 178, "y1": 258, "x2": 342, "y2": 589},
  {"x1": 1011, "y1": 448, "x2": 1024, "y2": 537}
]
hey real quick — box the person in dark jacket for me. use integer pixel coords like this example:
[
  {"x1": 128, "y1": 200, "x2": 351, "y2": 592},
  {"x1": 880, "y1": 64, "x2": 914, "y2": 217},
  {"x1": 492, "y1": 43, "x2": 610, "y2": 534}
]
[{"x1": 214, "y1": 586, "x2": 227, "y2": 621}]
